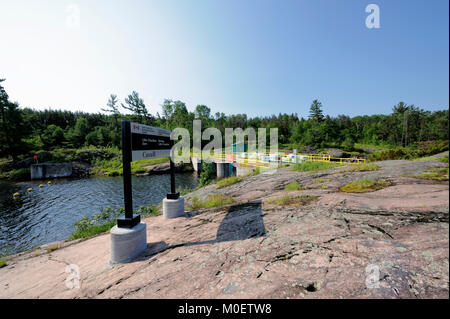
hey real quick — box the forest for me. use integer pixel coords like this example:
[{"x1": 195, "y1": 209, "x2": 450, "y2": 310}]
[{"x1": 0, "y1": 78, "x2": 449, "y2": 162}]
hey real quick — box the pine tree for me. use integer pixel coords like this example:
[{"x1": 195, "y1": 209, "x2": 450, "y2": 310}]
[
  {"x1": 309, "y1": 99, "x2": 324, "y2": 122},
  {"x1": 121, "y1": 91, "x2": 151, "y2": 124},
  {"x1": 102, "y1": 94, "x2": 120, "y2": 116}
]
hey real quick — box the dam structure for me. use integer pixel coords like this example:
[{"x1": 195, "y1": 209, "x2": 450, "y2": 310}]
[{"x1": 190, "y1": 148, "x2": 365, "y2": 179}]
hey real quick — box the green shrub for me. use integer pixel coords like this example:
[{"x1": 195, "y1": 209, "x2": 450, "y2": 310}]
[
  {"x1": 341, "y1": 137, "x2": 355, "y2": 151},
  {"x1": 92, "y1": 157, "x2": 122, "y2": 176},
  {"x1": 0, "y1": 158, "x2": 12, "y2": 172},
  {"x1": 67, "y1": 147, "x2": 120, "y2": 164},
  {"x1": 50, "y1": 152, "x2": 69, "y2": 163},
  {"x1": 199, "y1": 163, "x2": 216, "y2": 187},
  {"x1": 68, "y1": 205, "x2": 159, "y2": 240},
  {"x1": 136, "y1": 205, "x2": 160, "y2": 217},
  {"x1": 438, "y1": 155, "x2": 449, "y2": 163},
  {"x1": 3, "y1": 168, "x2": 30, "y2": 181},
  {"x1": 369, "y1": 141, "x2": 449, "y2": 161}
]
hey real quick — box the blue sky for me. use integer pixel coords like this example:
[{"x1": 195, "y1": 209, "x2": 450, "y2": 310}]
[{"x1": 0, "y1": 0, "x2": 448, "y2": 118}]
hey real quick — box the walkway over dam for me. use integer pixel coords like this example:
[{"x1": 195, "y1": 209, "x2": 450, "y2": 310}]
[{"x1": 190, "y1": 151, "x2": 366, "y2": 178}]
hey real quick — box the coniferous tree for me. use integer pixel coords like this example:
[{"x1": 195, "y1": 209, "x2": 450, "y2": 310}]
[{"x1": 309, "y1": 99, "x2": 324, "y2": 122}]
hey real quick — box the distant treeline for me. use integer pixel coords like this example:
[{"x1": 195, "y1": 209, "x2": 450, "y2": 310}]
[{"x1": 0, "y1": 79, "x2": 448, "y2": 160}]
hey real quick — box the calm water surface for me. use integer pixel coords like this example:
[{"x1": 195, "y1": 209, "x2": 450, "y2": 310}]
[{"x1": 0, "y1": 173, "x2": 199, "y2": 254}]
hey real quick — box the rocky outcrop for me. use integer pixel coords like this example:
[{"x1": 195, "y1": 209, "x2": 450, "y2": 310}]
[
  {"x1": 0, "y1": 159, "x2": 448, "y2": 299},
  {"x1": 72, "y1": 162, "x2": 93, "y2": 178},
  {"x1": 324, "y1": 148, "x2": 345, "y2": 158},
  {"x1": 11, "y1": 152, "x2": 52, "y2": 170}
]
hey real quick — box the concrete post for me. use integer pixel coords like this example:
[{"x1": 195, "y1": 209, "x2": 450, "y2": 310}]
[
  {"x1": 191, "y1": 157, "x2": 203, "y2": 172},
  {"x1": 110, "y1": 222, "x2": 147, "y2": 264},
  {"x1": 163, "y1": 196, "x2": 185, "y2": 219},
  {"x1": 216, "y1": 163, "x2": 229, "y2": 178}
]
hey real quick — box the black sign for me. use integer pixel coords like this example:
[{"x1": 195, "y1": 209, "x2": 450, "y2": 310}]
[
  {"x1": 131, "y1": 133, "x2": 171, "y2": 150},
  {"x1": 130, "y1": 122, "x2": 172, "y2": 161},
  {"x1": 118, "y1": 121, "x2": 178, "y2": 228}
]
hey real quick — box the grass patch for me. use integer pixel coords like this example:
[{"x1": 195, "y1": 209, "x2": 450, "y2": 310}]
[
  {"x1": 339, "y1": 163, "x2": 381, "y2": 172},
  {"x1": 267, "y1": 195, "x2": 318, "y2": 206},
  {"x1": 438, "y1": 155, "x2": 449, "y2": 163},
  {"x1": 368, "y1": 141, "x2": 449, "y2": 161},
  {"x1": 131, "y1": 157, "x2": 169, "y2": 173},
  {"x1": 248, "y1": 167, "x2": 261, "y2": 176},
  {"x1": 216, "y1": 176, "x2": 241, "y2": 189},
  {"x1": 418, "y1": 167, "x2": 449, "y2": 181},
  {"x1": 92, "y1": 157, "x2": 122, "y2": 176},
  {"x1": 177, "y1": 186, "x2": 194, "y2": 196},
  {"x1": 291, "y1": 161, "x2": 342, "y2": 172},
  {"x1": 189, "y1": 194, "x2": 235, "y2": 210},
  {"x1": 340, "y1": 178, "x2": 391, "y2": 193},
  {"x1": 315, "y1": 178, "x2": 324, "y2": 183},
  {"x1": 0, "y1": 247, "x2": 12, "y2": 268},
  {"x1": 414, "y1": 154, "x2": 449, "y2": 163},
  {"x1": 0, "y1": 168, "x2": 31, "y2": 181},
  {"x1": 215, "y1": 168, "x2": 260, "y2": 189},
  {"x1": 284, "y1": 181, "x2": 303, "y2": 191},
  {"x1": 93, "y1": 157, "x2": 170, "y2": 176},
  {"x1": 68, "y1": 221, "x2": 117, "y2": 241},
  {"x1": 46, "y1": 244, "x2": 61, "y2": 253},
  {"x1": 68, "y1": 205, "x2": 160, "y2": 240}
]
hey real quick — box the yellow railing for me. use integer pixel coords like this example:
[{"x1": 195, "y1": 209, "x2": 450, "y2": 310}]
[{"x1": 191, "y1": 151, "x2": 366, "y2": 167}]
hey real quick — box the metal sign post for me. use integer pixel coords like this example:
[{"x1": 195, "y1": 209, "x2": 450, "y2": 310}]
[
  {"x1": 167, "y1": 157, "x2": 180, "y2": 200},
  {"x1": 118, "y1": 121, "x2": 173, "y2": 228}
]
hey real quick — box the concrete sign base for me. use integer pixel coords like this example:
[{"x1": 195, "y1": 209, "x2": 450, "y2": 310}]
[
  {"x1": 110, "y1": 222, "x2": 147, "y2": 264},
  {"x1": 163, "y1": 197, "x2": 185, "y2": 219}
]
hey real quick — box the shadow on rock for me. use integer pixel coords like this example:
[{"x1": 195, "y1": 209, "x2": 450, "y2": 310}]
[
  {"x1": 134, "y1": 201, "x2": 266, "y2": 262},
  {"x1": 215, "y1": 200, "x2": 266, "y2": 242}
]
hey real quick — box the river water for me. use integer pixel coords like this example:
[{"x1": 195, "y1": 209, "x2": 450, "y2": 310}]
[{"x1": 0, "y1": 173, "x2": 199, "y2": 255}]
